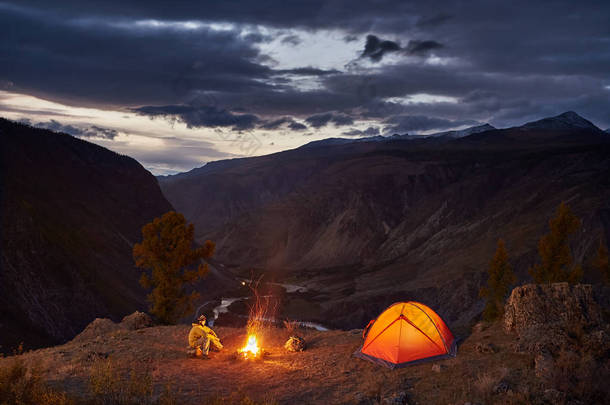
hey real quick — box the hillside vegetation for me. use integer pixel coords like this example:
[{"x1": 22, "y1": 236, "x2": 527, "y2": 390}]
[{"x1": 0, "y1": 119, "x2": 173, "y2": 353}]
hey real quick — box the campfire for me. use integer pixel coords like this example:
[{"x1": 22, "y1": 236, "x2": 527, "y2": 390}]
[
  {"x1": 235, "y1": 276, "x2": 275, "y2": 361},
  {"x1": 239, "y1": 334, "x2": 261, "y2": 359}
]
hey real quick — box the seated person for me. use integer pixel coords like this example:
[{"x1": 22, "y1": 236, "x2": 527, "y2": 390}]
[{"x1": 188, "y1": 314, "x2": 223, "y2": 358}]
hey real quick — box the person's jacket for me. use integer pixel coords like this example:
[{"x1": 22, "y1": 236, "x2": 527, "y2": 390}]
[{"x1": 188, "y1": 323, "x2": 219, "y2": 347}]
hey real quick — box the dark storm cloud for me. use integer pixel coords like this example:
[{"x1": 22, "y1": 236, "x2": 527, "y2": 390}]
[
  {"x1": 360, "y1": 35, "x2": 443, "y2": 62},
  {"x1": 134, "y1": 105, "x2": 259, "y2": 130},
  {"x1": 20, "y1": 118, "x2": 119, "y2": 139},
  {"x1": 288, "y1": 121, "x2": 307, "y2": 131},
  {"x1": 2, "y1": 0, "x2": 610, "y2": 130},
  {"x1": 5, "y1": 1, "x2": 429, "y2": 32},
  {"x1": 305, "y1": 113, "x2": 333, "y2": 128},
  {"x1": 0, "y1": 3, "x2": 272, "y2": 108},
  {"x1": 383, "y1": 115, "x2": 479, "y2": 134},
  {"x1": 274, "y1": 67, "x2": 341, "y2": 76},
  {"x1": 331, "y1": 114, "x2": 354, "y2": 126},
  {"x1": 342, "y1": 126, "x2": 380, "y2": 137},
  {"x1": 259, "y1": 117, "x2": 293, "y2": 130},
  {"x1": 361, "y1": 35, "x2": 401, "y2": 62},
  {"x1": 416, "y1": 13, "x2": 452, "y2": 28},
  {"x1": 259, "y1": 116, "x2": 307, "y2": 130},
  {"x1": 405, "y1": 40, "x2": 443, "y2": 55},
  {"x1": 305, "y1": 113, "x2": 354, "y2": 128}
]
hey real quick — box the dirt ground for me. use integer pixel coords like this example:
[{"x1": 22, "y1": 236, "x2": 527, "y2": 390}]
[{"x1": 0, "y1": 322, "x2": 536, "y2": 404}]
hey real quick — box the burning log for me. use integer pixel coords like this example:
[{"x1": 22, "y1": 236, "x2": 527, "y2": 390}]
[{"x1": 239, "y1": 334, "x2": 261, "y2": 360}]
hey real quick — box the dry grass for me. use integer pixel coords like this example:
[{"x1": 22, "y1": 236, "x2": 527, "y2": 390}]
[
  {"x1": 0, "y1": 358, "x2": 74, "y2": 405},
  {"x1": 551, "y1": 348, "x2": 610, "y2": 403},
  {"x1": 203, "y1": 392, "x2": 278, "y2": 405},
  {"x1": 88, "y1": 358, "x2": 156, "y2": 404},
  {"x1": 282, "y1": 320, "x2": 300, "y2": 337},
  {"x1": 0, "y1": 321, "x2": 607, "y2": 404}
]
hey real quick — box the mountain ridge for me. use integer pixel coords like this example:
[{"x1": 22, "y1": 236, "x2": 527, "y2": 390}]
[
  {"x1": 520, "y1": 111, "x2": 601, "y2": 131},
  {"x1": 158, "y1": 112, "x2": 610, "y2": 330},
  {"x1": 0, "y1": 118, "x2": 174, "y2": 353}
]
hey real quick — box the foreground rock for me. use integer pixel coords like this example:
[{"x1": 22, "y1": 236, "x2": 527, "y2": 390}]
[
  {"x1": 504, "y1": 283, "x2": 609, "y2": 356},
  {"x1": 121, "y1": 311, "x2": 154, "y2": 330},
  {"x1": 73, "y1": 312, "x2": 154, "y2": 342},
  {"x1": 502, "y1": 283, "x2": 610, "y2": 401},
  {"x1": 504, "y1": 283, "x2": 603, "y2": 334},
  {"x1": 284, "y1": 335, "x2": 306, "y2": 352}
]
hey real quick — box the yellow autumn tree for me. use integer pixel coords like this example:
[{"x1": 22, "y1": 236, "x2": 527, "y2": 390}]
[
  {"x1": 480, "y1": 239, "x2": 516, "y2": 321},
  {"x1": 133, "y1": 211, "x2": 215, "y2": 324},
  {"x1": 529, "y1": 202, "x2": 582, "y2": 284},
  {"x1": 593, "y1": 237, "x2": 610, "y2": 284}
]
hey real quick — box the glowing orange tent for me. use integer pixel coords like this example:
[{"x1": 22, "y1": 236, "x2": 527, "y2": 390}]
[{"x1": 354, "y1": 302, "x2": 456, "y2": 368}]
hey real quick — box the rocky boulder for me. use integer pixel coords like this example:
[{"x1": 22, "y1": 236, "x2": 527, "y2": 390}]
[
  {"x1": 72, "y1": 318, "x2": 120, "y2": 342},
  {"x1": 504, "y1": 283, "x2": 603, "y2": 335},
  {"x1": 284, "y1": 335, "x2": 306, "y2": 352},
  {"x1": 72, "y1": 312, "x2": 154, "y2": 343},
  {"x1": 120, "y1": 311, "x2": 153, "y2": 330}
]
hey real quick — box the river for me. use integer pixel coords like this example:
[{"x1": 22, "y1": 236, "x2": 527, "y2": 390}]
[{"x1": 208, "y1": 281, "x2": 328, "y2": 331}]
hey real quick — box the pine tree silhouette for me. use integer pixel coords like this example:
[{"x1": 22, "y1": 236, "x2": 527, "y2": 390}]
[
  {"x1": 529, "y1": 202, "x2": 582, "y2": 284},
  {"x1": 480, "y1": 239, "x2": 516, "y2": 321},
  {"x1": 593, "y1": 237, "x2": 610, "y2": 284},
  {"x1": 133, "y1": 211, "x2": 215, "y2": 324}
]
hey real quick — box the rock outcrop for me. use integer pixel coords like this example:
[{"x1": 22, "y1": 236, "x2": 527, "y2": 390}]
[
  {"x1": 120, "y1": 311, "x2": 153, "y2": 331},
  {"x1": 505, "y1": 283, "x2": 610, "y2": 361},
  {"x1": 72, "y1": 312, "x2": 154, "y2": 342},
  {"x1": 504, "y1": 283, "x2": 603, "y2": 335}
]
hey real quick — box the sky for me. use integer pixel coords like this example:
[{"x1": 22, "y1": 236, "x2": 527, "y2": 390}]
[{"x1": 1, "y1": 1, "x2": 609, "y2": 175}]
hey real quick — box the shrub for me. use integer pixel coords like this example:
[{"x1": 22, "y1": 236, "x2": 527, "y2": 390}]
[{"x1": 0, "y1": 358, "x2": 74, "y2": 405}]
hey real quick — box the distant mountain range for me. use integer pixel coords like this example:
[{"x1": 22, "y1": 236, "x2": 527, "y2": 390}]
[
  {"x1": 299, "y1": 123, "x2": 495, "y2": 148},
  {"x1": 297, "y1": 111, "x2": 606, "y2": 150},
  {"x1": 159, "y1": 111, "x2": 610, "y2": 329},
  {"x1": 0, "y1": 119, "x2": 173, "y2": 352},
  {"x1": 426, "y1": 123, "x2": 496, "y2": 138}
]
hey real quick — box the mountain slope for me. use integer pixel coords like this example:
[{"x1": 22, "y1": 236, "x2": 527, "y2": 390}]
[
  {"x1": 158, "y1": 112, "x2": 610, "y2": 330},
  {"x1": 521, "y1": 111, "x2": 600, "y2": 130},
  {"x1": 427, "y1": 123, "x2": 496, "y2": 138},
  {"x1": 0, "y1": 119, "x2": 173, "y2": 352}
]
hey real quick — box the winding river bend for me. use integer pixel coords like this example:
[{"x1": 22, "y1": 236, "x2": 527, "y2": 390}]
[{"x1": 208, "y1": 281, "x2": 328, "y2": 331}]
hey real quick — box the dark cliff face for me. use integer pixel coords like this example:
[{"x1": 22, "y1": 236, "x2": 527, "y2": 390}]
[
  {"x1": 159, "y1": 115, "x2": 610, "y2": 330},
  {"x1": 0, "y1": 119, "x2": 173, "y2": 353}
]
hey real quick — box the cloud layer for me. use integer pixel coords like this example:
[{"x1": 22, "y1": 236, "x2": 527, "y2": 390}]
[{"x1": 1, "y1": 0, "x2": 609, "y2": 172}]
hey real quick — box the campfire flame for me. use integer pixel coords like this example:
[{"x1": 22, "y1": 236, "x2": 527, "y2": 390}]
[
  {"x1": 238, "y1": 275, "x2": 277, "y2": 360},
  {"x1": 239, "y1": 334, "x2": 260, "y2": 359}
]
